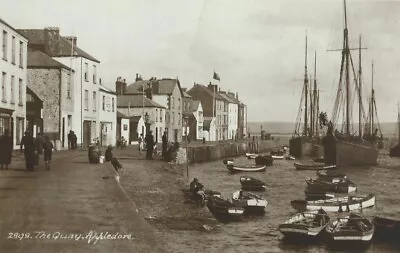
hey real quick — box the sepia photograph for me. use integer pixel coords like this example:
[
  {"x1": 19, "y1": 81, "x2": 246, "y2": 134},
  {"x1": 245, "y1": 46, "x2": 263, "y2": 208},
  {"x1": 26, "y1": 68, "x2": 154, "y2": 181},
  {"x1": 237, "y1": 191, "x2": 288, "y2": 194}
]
[{"x1": 0, "y1": 0, "x2": 399, "y2": 252}]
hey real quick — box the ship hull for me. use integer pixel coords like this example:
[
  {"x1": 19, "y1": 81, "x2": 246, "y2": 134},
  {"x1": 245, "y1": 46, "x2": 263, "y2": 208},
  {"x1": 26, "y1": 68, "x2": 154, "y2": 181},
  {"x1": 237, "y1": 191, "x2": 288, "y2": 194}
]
[
  {"x1": 290, "y1": 137, "x2": 322, "y2": 159},
  {"x1": 323, "y1": 136, "x2": 378, "y2": 166}
]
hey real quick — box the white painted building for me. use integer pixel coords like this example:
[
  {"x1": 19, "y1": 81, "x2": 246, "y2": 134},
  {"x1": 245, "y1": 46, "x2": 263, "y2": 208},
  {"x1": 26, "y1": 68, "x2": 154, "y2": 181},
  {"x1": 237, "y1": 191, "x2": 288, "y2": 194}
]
[
  {"x1": 98, "y1": 85, "x2": 117, "y2": 146},
  {"x1": 203, "y1": 117, "x2": 216, "y2": 141},
  {"x1": 220, "y1": 92, "x2": 239, "y2": 140},
  {"x1": 0, "y1": 19, "x2": 28, "y2": 149}
]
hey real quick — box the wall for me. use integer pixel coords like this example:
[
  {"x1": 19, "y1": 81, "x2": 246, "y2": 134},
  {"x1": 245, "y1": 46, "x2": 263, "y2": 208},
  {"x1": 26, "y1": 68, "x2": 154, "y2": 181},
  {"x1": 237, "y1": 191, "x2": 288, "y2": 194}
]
[
  {"x1": 98, "y1": 89, "x2": 116, "y2": 146},
  {"x1": 119, "y1": 118, "x2": 130, "y2": 142},
  {"x1": 60, "y1": 68, "x2": 74, "y2": 148},
  {"x1": 0, "y1": 22, "x2": 28, "y2": 149},
  {"x1": 228, "y1": 103, "x2": 238, "y2": 140}
]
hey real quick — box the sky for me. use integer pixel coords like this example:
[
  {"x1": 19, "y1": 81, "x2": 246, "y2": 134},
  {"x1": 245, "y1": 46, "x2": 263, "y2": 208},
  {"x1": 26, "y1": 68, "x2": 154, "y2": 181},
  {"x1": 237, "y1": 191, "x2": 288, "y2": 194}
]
[{"x1": 2, "y1": 0, "x2": 400, "y2": 123}]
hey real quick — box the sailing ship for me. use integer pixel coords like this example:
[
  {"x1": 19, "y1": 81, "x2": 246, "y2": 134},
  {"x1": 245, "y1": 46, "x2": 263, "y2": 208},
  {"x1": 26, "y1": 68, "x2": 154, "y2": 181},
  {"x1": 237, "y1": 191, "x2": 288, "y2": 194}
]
[
  {"x1": 289, "y1": 34, "x2": 321, "y2": 159},
  {"x1": 389, "y1": 104, "x2": 400, "y2": 157},
  {"x1": 321, "y1": 0, "x2": 382, "y2": 166}
]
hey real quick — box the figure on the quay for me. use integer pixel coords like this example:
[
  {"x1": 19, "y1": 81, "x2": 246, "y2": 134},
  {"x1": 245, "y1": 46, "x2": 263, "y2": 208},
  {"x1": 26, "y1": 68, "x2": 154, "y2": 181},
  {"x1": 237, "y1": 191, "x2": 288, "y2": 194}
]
[
  {"x1": 145, "y1": 131, "x2": 155, "y2": 160},
  {"x1": 162, "y1": 131, "x2": 168, "y2": 159},
  {"x1": 20, "y1": 131, "x2": 35, "y2": 171},
  {"x1": 35, "y1": 133, "x2": 44, "y2": 165},
  {"x1": 0, "y1": 129, "x2": 13, "y2": 170},
  {"x1": 68, "y1": 130, "x2": 73, "y2": 149},
  {"x1": 43, "y1": 136, "x2": 53, "y2": 171},
  {"x1": 138, "y1": 133, "x2": 143, "y2": 154}
]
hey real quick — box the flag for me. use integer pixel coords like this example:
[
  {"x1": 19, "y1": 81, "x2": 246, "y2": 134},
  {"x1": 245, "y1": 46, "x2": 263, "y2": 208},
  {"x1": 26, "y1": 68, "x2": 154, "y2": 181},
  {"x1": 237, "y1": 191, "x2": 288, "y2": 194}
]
[{"x1": 213, "y1": 71, "x2": 220, "y2": 81}]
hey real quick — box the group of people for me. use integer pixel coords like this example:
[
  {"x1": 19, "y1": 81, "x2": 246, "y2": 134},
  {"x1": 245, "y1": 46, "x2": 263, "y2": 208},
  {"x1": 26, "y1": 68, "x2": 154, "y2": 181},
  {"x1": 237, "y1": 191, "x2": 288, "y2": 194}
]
[
  {"x1": 137, "y1": 130, "x2": 168, "y2": 160},
  {"x1": 0, "y1": 130, "x2": 53, "y2": 171},
  {"x1": 67, "y1": 130, "x2": 78, "y2": 149}
]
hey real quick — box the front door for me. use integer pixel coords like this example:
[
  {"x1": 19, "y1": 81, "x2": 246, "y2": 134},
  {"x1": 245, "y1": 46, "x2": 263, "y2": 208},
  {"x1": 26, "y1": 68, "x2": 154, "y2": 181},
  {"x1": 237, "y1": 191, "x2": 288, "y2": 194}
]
[{"x1": 83, "y1": 121, "x2": 91, "y2": 147}]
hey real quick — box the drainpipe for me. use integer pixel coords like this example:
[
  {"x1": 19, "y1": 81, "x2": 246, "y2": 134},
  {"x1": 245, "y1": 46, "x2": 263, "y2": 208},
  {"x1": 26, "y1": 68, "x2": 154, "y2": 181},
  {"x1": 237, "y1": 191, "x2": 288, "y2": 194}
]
[{"x1": 80, "y1": 57, "x2": 83, "y2": 147}]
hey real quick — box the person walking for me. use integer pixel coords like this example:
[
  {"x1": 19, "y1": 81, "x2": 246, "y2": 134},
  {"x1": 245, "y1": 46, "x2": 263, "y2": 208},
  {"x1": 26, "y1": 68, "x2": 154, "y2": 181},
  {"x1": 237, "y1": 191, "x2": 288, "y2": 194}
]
[
  {"x1": 43, "y1": 136, "x2": 53, "y2": 171},
  {"x1": 20, "y1": 131, "x2": 35, "y2": 171},
  {"x1": 145, "y1": 131, "x2": 155, "y2": 160},
  {"x1": 35, "y1": 133, "x2": 44, "y2": 165},
  {"x1": 138, "y1": 134, "x2": 143, "y2": 155},
  {"x1": 0, "y1": 129, "x2": 13, "y2": 170},
  {"x1": 162, "y1": 131, "x2": 168, "y2": 159},
  {"x1": 67, "y1": 130, "x2": 73, "y2": 149}
]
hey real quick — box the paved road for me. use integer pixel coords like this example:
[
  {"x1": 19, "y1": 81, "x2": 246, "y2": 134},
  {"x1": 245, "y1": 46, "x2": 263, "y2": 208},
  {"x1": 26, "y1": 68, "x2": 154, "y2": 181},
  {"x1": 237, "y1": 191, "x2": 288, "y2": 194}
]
[{"x1": 0, "y1": 150, "x2": 163, "y2": 253}]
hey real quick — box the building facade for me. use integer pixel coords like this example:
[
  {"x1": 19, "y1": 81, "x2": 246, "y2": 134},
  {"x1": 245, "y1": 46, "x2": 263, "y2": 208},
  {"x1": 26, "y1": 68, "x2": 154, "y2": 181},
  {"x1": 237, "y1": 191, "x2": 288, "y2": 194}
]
[
  {"x1": 220, "y1": 91, "x2": 239, "y2": 140},
  {"x1": 117, "y1": 94, "x2": 165, "y2": 143},
  {"x1": 98, "y1": 86, "x2": 117, "y2": 147},
  {"x1": 0, "y1": 19, "x2": 28, "y2": 149},
  {"x1": 26, "y1": 50, "x2": 74, "y2": 148},
  {"x1": 18, "y1": 27, "x2": 104, "y2": 148}
]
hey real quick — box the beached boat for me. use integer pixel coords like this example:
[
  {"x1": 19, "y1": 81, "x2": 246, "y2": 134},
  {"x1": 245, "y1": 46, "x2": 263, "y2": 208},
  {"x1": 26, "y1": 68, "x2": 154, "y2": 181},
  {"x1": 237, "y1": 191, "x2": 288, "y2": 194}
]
[
  {"x1": 290, "y1": 194, "x2": 375, "y2": 212},
  {"x1": 294, "y1": 162, "x2": 336, "y2": 171},
  {"x1": 278, "y1": 209, "x2": 330, "y2": 238},
  {"x1": 372, "y1": 216, "x2": 400, "y2": 241},
  {"x1": 326, "y1": 213, "x2": 374, "y2": 243},
  {"x1": 255, "y1": 155, "x2": 274, "y2": 166},
  {"x1": 316, "y1": 170, "x2": 347, "y2": 181},
  {"x1": 240, "y1": 176, "x2": 266, "y2": 191},
  {"x1": 232, "y1": 190, "x2": 268, "y2": 215},
  {"x1": 226, "y1": 161, "x2": 266, "y2": 173},
  {"x1": 271, "y1": 155, "x2": 285, "y2": 160},
  {"x1": 245, "y1": 153, "x2": 258, "y2": 159},
  {"x1": 304, "y1": 190, "x2": 335, "y2": 201},
  {"x1": 305, "y1": 178, "x2": 357, "y2": 193},
  {"x1": 206, "y1": 195, "x2": 244, "y2": 222}
]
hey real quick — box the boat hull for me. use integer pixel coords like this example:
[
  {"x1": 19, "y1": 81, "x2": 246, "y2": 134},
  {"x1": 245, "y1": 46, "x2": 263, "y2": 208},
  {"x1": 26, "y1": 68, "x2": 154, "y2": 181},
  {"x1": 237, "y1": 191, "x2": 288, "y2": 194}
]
[
  {"x1": 227, "y1": 164, "x2": 266, "y2": 173},
  {"x1": 372, "y1": 216, "x2": 400, "y2": 242},
  {"x1": 305, "y1": 179, "x2": 357, "y2": 193},
  {"x1": 323, "y1": 136, "x2": 378, "y2": 166},
  {"x1": 294, "y1": 162, "x2": 336, "y2": 171}
]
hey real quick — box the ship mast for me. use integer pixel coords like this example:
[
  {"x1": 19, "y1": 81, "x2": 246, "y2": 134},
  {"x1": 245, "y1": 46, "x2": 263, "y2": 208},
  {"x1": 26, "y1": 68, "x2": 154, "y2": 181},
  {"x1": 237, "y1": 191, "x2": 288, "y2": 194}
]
[
  {"x1": 303, "y1": 32, "x2": 309, "y2": 137},
  {"x1": 371, "y1": 61, "x2": 375, "y2": 133},
  {"x1": 344, "y1": 0, "x2": 351, "y2": 135},
  {"x1": 358, "y1": 36, "x2": 362, "y2": 138},
  {"x1": 313, "y1": 51, "x2": 318, "y2": 137}
]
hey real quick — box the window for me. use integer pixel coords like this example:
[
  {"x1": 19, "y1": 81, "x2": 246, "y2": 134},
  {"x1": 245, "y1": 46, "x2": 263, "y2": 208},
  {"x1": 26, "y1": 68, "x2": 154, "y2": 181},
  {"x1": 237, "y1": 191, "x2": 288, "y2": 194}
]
[
  {"x1": 84, "y1": 89, "x2": 89, "y2": 110},
  {"x1": 172, "y1": 112, "x2": 175, "y2": 124},
  {"x1": 102, "y1": 95, "x2": 105, "y2": 111},
  {"x1": 178, "y1": 98, "x2": 181, "y2": 109},
  {"x1": 11, "y1": 36, "x2": 15, "y2": 64},
  {"x1": 92, "y1": 91, "x2": 97, "y2": 111},
  {"x1": 18, "y1": 78, "x2": 22, "y2": 104},
  {"x1": 1, "y1": 72, "x2": 5, "y2": 102},
  {"x1": 16, "y1": 117, "x2": 24, "y2": 144},
  {"x1": 2, "y1": 30, "x2": 7, "y2": 60},
  {"x1": 160, "y1": 109, "x2": 162, "y2": 122},
  {"x1": 178, "y1": 113, "x2": 181, "y2": 125},
  {"x1": 112, "y1": 97, "x2": 115, "y2": 112},
  {"x1": 19, "y1": 41, "x2": 23, "y2": 68},
  {"x1": 93, "y1": 65, "x2": 97, "y2": 83},
  {"x1": 10, "y1": 75, "x2": 14, "y2": 103},
  {"x1": 84, "y1": 63, "x2": 88, "y2": 81},
  {"x1": 67, "y1": 72, "x2": 71, "y2": 98},
  {"x1": 155, "y1": 109, "x2": 158, "y2": 122}
]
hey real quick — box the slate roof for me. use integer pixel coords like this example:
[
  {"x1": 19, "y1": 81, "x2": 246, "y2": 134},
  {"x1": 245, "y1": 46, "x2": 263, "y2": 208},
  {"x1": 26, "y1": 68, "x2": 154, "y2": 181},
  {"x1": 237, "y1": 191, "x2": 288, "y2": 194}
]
[
  {"x1": 219, "y1": 92, "x2": 237, "y2": 104},
  {"x1": 117, "y1": 111, "x2": 128, "y2": 118},
  {"x1": 27, "y1": 51, "x2": 72, "y2": 70},
  {"x1": 99, "y1": 85, "x2": 116, "y2": 95},
  {"x1": 188, "y1": 84, "x2": 225, "y2": 100},
  {"x1": 117, "y1": 95, "x2": 165, "y2": 108},
  {"x1": 17, "y1": 29, "x2": 100, "y2": 63},
  {"x1": 125, "y1": 78, "x2": 184, "y2": 97}
]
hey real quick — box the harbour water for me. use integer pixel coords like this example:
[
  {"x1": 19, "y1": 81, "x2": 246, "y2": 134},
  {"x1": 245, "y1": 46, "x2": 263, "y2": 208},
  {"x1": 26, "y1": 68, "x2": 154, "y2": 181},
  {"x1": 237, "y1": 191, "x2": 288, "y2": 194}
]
[{"x1": 139, "y1": 152, "x2": 400, "y2": 253}]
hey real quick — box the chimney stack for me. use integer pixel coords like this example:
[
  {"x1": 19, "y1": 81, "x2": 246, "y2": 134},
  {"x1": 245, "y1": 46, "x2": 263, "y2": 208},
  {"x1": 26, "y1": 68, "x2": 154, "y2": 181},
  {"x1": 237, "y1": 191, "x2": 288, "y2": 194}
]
[
  {"x1": 115, "y1": 77, "x2": 127, "y2": 95},
  {"x1": 236, "y1": 92, "x2": 238, "y2": 99},
  {"x1": 64, "y1": 36, "x2": 77, "y2": 47}
]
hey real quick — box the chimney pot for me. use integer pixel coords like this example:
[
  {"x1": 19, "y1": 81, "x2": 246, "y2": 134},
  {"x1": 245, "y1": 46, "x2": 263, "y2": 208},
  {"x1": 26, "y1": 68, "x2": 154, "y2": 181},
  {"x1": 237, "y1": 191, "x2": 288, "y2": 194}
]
[{"x1": 64, "y1": 36, "x2": 77, "y2": 47}]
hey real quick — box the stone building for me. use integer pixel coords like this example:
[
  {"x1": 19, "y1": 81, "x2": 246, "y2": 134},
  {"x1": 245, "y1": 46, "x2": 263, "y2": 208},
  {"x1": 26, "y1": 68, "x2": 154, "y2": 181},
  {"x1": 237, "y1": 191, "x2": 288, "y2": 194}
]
[
  {"x1": 26, "y1": 50, "x2": 74, "y2": 148},
  {"x1": 98, "y1": 85, "x2": 117, "y2": 147},
  {"x1": 220, "y1": 91, "x2": 239, "y2": 140},
  {"x1": 0, "y1": 18, "x2": 28, "y2": 149},
  {"x1": 182, "y1": 88, "x2": 203, "y2": 140}
]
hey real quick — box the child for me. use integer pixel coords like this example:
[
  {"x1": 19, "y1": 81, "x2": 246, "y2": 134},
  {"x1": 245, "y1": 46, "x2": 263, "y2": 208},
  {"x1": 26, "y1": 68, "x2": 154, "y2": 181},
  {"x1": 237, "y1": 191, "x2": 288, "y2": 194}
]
[{"x1": 43, "y1": 136, "x2": 53, "y2": 171}]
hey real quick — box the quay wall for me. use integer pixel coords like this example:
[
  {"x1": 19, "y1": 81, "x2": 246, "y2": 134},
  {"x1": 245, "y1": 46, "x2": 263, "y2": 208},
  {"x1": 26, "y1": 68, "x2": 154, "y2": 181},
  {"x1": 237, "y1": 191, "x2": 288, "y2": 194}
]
[{"x1": 184, "y1": 140, "x2": 284, "y2": 164}]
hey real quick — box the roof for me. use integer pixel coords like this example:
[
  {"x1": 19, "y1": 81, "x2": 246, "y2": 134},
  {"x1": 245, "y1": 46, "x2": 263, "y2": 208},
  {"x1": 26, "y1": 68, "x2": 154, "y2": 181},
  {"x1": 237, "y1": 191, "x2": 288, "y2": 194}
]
[
  {"x1": 190, "y1": 100, "x2": 200, "y2": 112},
  {"x1": 219, "y1": 92, "x2": 237, "y2": 104},
  {"x1": 99, "y1": 85, "x2": 116, "y2": 95},
  {"x1": 0, "y1": 18, "x2": 29, "y2": 40},
  {"x1": 27, "y1": 51, "x2": 72, "y2": 70},
  {"x1": 117, "y1": 111, "x2": 128, "y2": 118},
  {"x1": 187, "y1": 84, "x2": 225, "y2": 101},
  {"x1": 117, "y1": 95, "x2": 165, "y2": 108},
  {"x1": 129, "y1": 116, "x2": 142, "y2": 122},
  {"x1": 126, "y1": 78, "x2": 184, "y2": 97},
  {"x1": 181, "y1": 88, "x2": 192, "y2": 98},
  {"x1": 17, "y1": 29, "x2": 100, "y2": 63},
  {"x1": 225, "y1": 92, "x2": 241, "y2": 104}
]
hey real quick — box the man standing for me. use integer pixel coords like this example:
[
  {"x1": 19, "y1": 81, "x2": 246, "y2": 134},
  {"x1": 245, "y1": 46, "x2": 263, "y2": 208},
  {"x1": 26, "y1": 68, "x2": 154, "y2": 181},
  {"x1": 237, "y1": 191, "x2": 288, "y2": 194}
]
[
  {"x1": 162, "y1": 131, "x2": 168, "y2": 159},
  {"x1": 20, "y1": 131, "x2": 35, "y2": 171},
  {"x1": 145, "y1": 131, "x2": 155, "y2": 160},
  {"x1": 0, "y1": 129, "x2": 13, "y2": 170}
]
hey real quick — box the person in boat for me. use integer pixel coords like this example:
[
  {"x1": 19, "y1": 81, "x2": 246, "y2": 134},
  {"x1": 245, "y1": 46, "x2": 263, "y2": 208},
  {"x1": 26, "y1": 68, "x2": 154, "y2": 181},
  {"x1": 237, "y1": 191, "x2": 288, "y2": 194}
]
[
  {"x1": 189, "y1": 178, "x2": 205, "y2": 203},
  {"x1": 232, "y1": 190, "x2": 243, "y2": 200}
]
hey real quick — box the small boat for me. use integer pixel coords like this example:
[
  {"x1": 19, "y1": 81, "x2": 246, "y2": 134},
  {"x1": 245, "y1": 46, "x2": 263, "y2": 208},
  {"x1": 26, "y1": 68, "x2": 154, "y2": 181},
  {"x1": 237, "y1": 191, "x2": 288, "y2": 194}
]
[
  {"x1": 305, "y1": 190, "x2": 335, "y2": 201},
  {"x1": 290, "y1": 194, "x2": 375, "y2": 213},
  {"x1": 326, "y1": 213, "x2": 374, "y2": 243},
  {"x1": 222, "y1": 158, "x2": 234, "y2": 165},
  {"x1": 182, "y1": 188, "x2": 221, "y2": 205},
  {"x1": 316, "y1": 170, "x2": 347, "y2": 181},
  {"x1": 294, "y1": 162, "x2": 336, "y2": 171},
  {"x1": 255, "y1": 155, "x2": 274, "y2": 166},
  {"x1": 278, "y1": 209, "x2": 331, "y2": 238},
  {"x1": 245, "y1": 153, "x2": 258, "y2": 159},
  {"x1": 231, "y1": 190, "x2": 268, "y2": 215},
  {"x1": 271, "y1": 155, "x2": 285, "y2": 160},
  {"x1": 226, "y1": 161, "x2": 266, "y2": 173},
  {"x1": 206, "y1": 195, "x2": 244, "y2": 222},
  {"x1": 372, "y1": 216, "x2": 400, "y2": 242},
  {"x1": 285, "y1": 155, "x2": 296, "y2": 160},
  {"x1": 305, "y1": 178, "x2": 357, "y2": 193},
  {"x1": 240, "y1": 176, "x2": 266, "y2": 191}
]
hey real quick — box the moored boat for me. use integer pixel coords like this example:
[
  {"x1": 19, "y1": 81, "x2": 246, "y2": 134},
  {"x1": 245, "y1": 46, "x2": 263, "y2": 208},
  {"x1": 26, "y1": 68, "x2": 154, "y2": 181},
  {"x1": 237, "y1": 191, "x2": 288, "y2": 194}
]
[
  {"x1": 226, "y1": 161, "x2": 266, "y2": 173},
  {"x1": 231, "y1": 190, "x2": 268, "y2": 215},
  {"x1": 245, "y1": 153, "x2": 258, "y2": 159},
  {"x1": 372, "y1": 216, "x2": 400, "y2": 242},
  {"x1": 206, "y1": 195, "x2": 244, "y2": 222},
  {"x1": 326, "y1": 213, "x2": 374, "y2": 243},
  {"x1": 294, "y1": 162, "x2": 336, "y2": 171},
  {"x1": 271, "y1": 155, "x2": 285, "y2": 160},
  {"x1": 255, "y1": 155, "x2": 274, "y2": 166},
  {"x1": 240, "y1": 176, "x2": 266, "y2": 191},
  {"x1": 290, "y1": 194, "x2": 375, "y2": 212},
  {"x1": 316, "y1": 170, "x2": 347, "y2": 181},
  {"x1": 305, "y1": 190, "x2": 335, "y2": 201},
  {"x1": 305, "y1": 178, "x2": 357, "y2": 193},
  {"x1": 278, "y1": 209, "x2": 330, "y2": 238}
]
